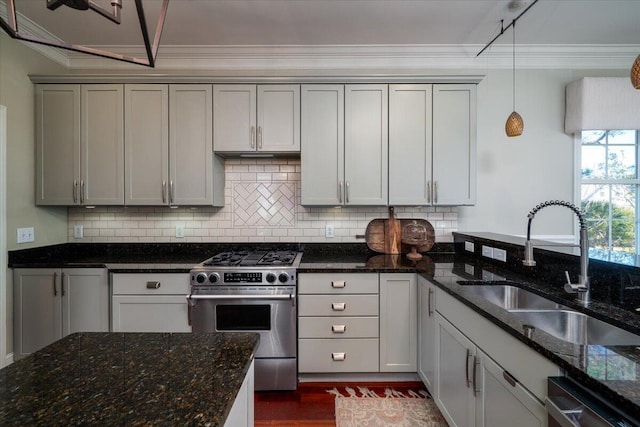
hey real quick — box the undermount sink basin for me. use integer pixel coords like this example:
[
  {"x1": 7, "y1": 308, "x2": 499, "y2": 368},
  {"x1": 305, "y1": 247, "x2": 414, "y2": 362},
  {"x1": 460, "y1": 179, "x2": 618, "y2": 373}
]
[
  {"x1": 457, "y1": 282, "x2": 561, "y2": 310},
  {"x1": 509, "y1": 309, "x2": 640, "y2": 346}
]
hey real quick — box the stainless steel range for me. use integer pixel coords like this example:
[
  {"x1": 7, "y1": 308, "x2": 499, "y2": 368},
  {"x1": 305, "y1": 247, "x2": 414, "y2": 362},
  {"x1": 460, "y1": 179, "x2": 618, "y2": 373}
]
[{"x1": 187, "y1": 250, "x2": 302, "y2": 391}]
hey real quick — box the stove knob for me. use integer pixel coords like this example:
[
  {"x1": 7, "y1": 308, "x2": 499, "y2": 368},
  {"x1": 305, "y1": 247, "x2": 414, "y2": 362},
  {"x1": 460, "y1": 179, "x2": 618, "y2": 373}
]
[
  {"x1": 278, "y1": 273, "x2": 289, "y2": 283},
  {"x1": 266, "y1": 273, "x2": 277, "y2": 283},
  {"x1": 195, "y1": 273, "x2": 208, "y2": 284},
  {"x1": 208, "y1": 273, "x2": 220, "y2": 284}
]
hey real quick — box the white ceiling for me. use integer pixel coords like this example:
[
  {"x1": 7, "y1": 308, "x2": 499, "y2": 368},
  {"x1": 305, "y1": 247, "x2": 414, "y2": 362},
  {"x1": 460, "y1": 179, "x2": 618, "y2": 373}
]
[{"x1": 5, "y1": 0, "x2": 640, "y2": 69}]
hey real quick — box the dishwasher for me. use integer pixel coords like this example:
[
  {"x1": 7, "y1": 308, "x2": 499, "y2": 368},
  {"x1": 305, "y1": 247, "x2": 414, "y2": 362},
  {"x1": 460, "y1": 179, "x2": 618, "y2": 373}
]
[{"x1": 547, "y1": 377, "x2": 639, "y2": 426}]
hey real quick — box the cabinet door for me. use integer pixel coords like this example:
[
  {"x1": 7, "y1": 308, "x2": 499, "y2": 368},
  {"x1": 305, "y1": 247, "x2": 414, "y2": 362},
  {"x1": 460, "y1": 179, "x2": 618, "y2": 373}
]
[
  {"x1": 432, "y1": 84, "x2": 477, "y2": 206},
  {"x1": 13, "y1": 269, "x2": 62, "y2": 360},
  {"x1": 475, "y1": 349, "x2": 545, "y2": 427},
  {"x1": 344, "y1": 85, "x2": 388, "y2": 205},
  {"x1": 112, "y1": 295, "x2": 191, "y2": 332},
  {"x1": 436, "y1": 313, "x2": 476, "y2": 427},
  {"x1": 61, "y1": 268, "x2": 109, "y2": 336},
  {"x1": 169, "y1": 85, "x2": 213, "y2": 206},
  {"x1": 35, "y1": 85, "x2": 80, "y2": 205},
  {"x1": 379, "y1": 273, "x2": 417, "y2": 372},
  {"x1": 213, "y1": 85, "x2": 256, "y2": 152},
  {"x1": 389, "y1": 84, "x2": 433, "y2": 205},
  {"x1": 81, "y1": 85, "x2": 124, "y2": 205},
  {"x1": 257, "y1": 85, "x2": 300, "y2": 152},
  {"x1": 124, "y1": 84, "x2": 169, "y2": 205},
  {"x1": 301, "y1": 85, "x2": 344, "y2": 205},
  {"x1": 418, "y1": 276, "x2": 437, "y2": 394}
]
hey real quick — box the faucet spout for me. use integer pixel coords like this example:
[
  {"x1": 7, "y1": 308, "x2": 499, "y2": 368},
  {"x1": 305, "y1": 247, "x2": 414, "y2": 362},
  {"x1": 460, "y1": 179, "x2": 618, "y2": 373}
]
[{"x1": 523, "y1": 200, "x2": 591, "y2": 305}]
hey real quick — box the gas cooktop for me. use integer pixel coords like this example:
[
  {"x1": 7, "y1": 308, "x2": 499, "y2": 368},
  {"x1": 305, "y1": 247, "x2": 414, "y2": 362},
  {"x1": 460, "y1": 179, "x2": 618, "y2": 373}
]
[{"x1": 200, "y1": 250, "x2": 300, "y2": 267}]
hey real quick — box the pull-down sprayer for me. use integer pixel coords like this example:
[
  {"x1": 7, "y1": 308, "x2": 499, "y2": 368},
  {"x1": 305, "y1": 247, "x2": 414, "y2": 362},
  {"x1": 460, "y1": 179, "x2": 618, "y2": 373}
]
[{"x1": 523, "y1": 200, "x2": 591, "y2": 305}]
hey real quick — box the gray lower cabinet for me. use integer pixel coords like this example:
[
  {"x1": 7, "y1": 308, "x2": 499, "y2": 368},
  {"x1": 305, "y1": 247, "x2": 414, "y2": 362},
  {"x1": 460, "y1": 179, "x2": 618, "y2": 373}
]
[
  {"x1": 379, "y1": 273, "x2": 417, "y2": 372},
  {"x1": 13, "y1": 268, "x2": 109, "y2": 360},
  {"x1": 224, "y1": 361, "x2": 255, "y2": 427},
  {"x1": 111, "y1": 273, "x2": 191, "y2": 332},
  {"x1": 417, "y1": 275, "x2": 436, "y2": 391}
]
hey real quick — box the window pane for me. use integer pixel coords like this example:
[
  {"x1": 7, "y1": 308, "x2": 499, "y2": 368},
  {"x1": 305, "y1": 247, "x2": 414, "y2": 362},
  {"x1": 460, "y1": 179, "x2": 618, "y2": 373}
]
[
  {"x1": 582, "y1": 184, "x2": 609, "y2": 219},
  {"x1": 607, "y1": 130, "x2": 636, "y2": 145},
  {"x1": 582, "y1": 145, "x2": 606, "y2": 179},
  {"x1": 611, "y1": 184, "x2": 636, "y2": 218},
  {"x1": 582, "y1": 130, "x2": 607, "y2": 144},
  {"x1": 608, "y1": 146, "x2": 636, "y2": 179},
  {"x1": 611, "y1": 220, "x2": 635, "y2": 252},
  {"x1": 586, "y1": 218, "x2": 609, "y2": 249}
]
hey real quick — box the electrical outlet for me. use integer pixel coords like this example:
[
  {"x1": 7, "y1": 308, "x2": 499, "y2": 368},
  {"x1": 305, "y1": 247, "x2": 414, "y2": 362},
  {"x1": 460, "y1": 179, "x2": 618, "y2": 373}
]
[
  {"x1": 73, "y1": 225, "x2": 83, "y2": 239},
  {"x1": 464, "y1": 241, "x2": 475, "y2": 252},
  {"x1": 481, "y1": 245, "x2": 494, "y2": 258},
  {"x1": 176, "y1": 225, "x2": 185, "y2": 238},
  {"x1": 325, "y1": 224, "x2": 335, "y2": 238},
  {"x1": 17, "y1": 227, "x2": 34, "y2": 244},
  {"x1": 493, "y1": 248, "x2": 507, "y2": 262}
]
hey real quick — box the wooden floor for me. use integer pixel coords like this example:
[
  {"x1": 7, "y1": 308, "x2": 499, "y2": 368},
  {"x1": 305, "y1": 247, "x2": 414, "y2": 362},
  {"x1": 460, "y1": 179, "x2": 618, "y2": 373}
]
[{"x1": 254, "y1": 382, "x2": 426, "y2": 427}]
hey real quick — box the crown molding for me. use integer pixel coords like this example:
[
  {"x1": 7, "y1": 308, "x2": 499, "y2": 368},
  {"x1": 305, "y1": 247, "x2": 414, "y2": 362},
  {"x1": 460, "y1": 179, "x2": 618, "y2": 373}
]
[{"x1": 37, "y1": 43, "x2": 640, "y2": 71}]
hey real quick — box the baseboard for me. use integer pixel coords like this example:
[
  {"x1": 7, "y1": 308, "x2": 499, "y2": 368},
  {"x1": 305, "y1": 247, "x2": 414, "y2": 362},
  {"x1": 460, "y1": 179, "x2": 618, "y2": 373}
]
[{"x1": 298, "y1": 372, "x2": 420, "y2": 383}]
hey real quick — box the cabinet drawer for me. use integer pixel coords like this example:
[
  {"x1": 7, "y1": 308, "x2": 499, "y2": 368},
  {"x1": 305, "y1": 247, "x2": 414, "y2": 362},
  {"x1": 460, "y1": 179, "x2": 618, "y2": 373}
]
[
  {"x1": 298, "y1": 338, "x2": 379, "y2": 372},
  {"x1": 112, "y1": 273, "x2": 189, "y2": 295},
  {"x1": 298, "y1": 273, "x2": 378, "y2": 294},
  {"x1": 298, "y1": 294, "x2": 379, "y2": 316},
  {"x1": 299, "y1": 316, "x2": 379, "y2": 339}
]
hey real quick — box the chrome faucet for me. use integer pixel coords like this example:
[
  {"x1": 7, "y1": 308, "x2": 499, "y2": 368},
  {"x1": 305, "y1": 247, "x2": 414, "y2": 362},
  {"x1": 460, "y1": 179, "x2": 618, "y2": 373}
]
[{"x1": 523, "y1": 200, "x2": 591, "y2": 305}]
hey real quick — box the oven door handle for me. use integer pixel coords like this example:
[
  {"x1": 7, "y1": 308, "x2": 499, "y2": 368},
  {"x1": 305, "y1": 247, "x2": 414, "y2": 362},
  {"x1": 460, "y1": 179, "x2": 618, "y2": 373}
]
[{"x1": 187, "y1": 293, "x2": 296, "y2": 306}]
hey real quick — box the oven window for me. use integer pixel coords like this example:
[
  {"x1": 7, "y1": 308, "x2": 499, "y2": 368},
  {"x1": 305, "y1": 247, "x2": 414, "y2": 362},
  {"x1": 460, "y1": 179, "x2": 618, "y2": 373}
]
[{"x1": 216, "y1": 305, "x2": 271, "y2": 330}]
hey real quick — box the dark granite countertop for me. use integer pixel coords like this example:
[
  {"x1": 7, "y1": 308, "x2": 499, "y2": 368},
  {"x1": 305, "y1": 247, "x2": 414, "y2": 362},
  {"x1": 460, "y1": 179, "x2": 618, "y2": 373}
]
[{"x1": 0, "y1": 332, "x2": 259, "y2": 426}]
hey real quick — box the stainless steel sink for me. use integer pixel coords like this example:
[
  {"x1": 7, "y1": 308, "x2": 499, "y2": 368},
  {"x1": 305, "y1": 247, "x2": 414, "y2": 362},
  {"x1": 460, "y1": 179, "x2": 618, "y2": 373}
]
[
  {"x1": 509, "y1": 309, "x2": 640, "y2": 346},
  {"x1": 458, "y1": 283, "x2": 561, "y2": 310}
]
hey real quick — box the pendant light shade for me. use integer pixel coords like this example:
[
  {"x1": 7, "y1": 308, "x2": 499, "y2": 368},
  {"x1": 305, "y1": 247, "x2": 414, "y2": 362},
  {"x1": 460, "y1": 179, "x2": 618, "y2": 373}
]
[
  {"x1": 632, "y1": 54, "x2": 640, "y2": 89},
  {"x1": 505, "y1": 20, "x2": 524, "y2": 137},
  {"x1": 506, "y1": 111, "x2": 524, "y2": 136}
]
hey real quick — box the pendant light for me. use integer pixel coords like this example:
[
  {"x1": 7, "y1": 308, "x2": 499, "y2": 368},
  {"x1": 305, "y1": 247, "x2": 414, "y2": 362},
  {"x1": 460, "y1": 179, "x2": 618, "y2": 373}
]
[
  {"x1": 632, "y1": 54, "x2": 640, "y2": 89},
  {"x1": 505, "y1": 20, "x2": 524, "y2": 137}
]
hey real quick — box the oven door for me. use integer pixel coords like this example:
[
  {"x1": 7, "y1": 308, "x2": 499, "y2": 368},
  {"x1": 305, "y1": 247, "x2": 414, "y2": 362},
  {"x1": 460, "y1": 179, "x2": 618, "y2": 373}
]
[{"x1": 188, "y1": 287, "x2": 296, "y2": 359}]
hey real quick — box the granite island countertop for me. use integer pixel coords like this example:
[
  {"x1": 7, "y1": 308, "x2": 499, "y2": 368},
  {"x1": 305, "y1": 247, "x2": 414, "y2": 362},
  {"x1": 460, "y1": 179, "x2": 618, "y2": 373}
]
[{"x1": 0, "y1": 332, "x2": 259, "y2": 426}]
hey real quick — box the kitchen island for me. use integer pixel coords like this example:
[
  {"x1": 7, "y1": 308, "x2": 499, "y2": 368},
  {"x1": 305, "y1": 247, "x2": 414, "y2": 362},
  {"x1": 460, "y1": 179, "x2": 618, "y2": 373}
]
[{"x1": 0, "y1": 332, "x2": 259, "y2": 426}]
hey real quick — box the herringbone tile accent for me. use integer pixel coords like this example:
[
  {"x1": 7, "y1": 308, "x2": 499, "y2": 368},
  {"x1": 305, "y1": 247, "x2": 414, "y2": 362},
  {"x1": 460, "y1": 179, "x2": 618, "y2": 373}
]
[{"x1": 232, "y1": 182, "x2": 296, "y2": 227}]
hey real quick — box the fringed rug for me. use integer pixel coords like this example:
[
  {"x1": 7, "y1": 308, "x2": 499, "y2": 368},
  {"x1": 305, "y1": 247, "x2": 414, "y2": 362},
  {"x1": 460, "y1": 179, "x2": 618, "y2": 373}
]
[{"x1": 329, "y1": 386, "x2": 448, "y2": 427}]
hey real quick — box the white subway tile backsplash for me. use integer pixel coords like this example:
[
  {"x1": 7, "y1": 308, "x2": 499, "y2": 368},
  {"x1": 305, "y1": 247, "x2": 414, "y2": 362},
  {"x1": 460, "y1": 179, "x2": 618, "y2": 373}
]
[{"x1": 68, "y1": 159, "x2": 458, "y2": 243}]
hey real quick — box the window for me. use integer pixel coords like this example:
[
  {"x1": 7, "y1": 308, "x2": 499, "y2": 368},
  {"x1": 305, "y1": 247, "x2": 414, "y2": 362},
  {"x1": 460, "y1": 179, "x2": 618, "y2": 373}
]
[{"x1": 579, "y1": 130, "x2": 640, "y2": 263}]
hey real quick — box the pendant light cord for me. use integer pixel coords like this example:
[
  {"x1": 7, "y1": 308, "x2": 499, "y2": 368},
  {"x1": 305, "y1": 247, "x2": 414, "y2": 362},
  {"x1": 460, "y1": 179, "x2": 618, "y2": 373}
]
[{"x1": 512, "y1": 20, "x2": 516, "y2": 111}]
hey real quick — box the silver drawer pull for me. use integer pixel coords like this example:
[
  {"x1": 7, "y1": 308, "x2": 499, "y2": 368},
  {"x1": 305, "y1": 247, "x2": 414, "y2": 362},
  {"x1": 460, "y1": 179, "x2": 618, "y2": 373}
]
[
  {"x1": 331, "y1": 302, "x2": 346, "y2": 311},
  {"x1": 146, "y1": 281, "x2": 161, "y2": 289},
  {"x1": 332, "y1": 352, "x2": 346, "y2": 361},
  {"x1": 331, "y1": 280, "x2": 346, "y2": 288},
  {"x1": 332, "y1": 325, "x2": 346, "y2": 333}
]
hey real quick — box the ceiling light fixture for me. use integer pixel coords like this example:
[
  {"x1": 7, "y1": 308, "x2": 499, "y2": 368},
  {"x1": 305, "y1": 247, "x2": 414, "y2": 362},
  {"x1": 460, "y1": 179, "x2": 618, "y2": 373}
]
[
  {"x1": 505, "y1": 20, "x2": 524, "y2": 137},
  {"x1": 632, "y1": 54, "x2": 640, "y2": 89},
  {"x1": 0, "y1": 0, "x2": 169, "y2": 67}
]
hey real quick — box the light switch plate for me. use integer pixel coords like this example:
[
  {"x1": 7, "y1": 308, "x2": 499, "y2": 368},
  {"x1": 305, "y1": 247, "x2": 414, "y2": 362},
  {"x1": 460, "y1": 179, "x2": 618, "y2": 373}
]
[
  {"x1": 17, "y1": 227, "x2": 34, "y2": 244},
  {"x1": 325, "y1": 224, "x2": 335, "y2": 238},
  {"x1": 176, "y1": 225, "x2": 185, "y2": 238},
  {"x1": 73, "y1": 225, "x2": 83, "y2": 239}
]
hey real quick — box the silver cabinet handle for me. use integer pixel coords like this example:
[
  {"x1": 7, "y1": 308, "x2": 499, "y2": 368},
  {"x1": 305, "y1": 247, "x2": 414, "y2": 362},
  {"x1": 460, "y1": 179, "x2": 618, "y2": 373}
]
[
  {"x1": 80, "y1": 180, "x2": 85, "y2": 204},
  {"x1": 61, "y1": 272, "x2": 65, "y2": 297},
  {"x1": 428, "y1": 287, "x2": 434, "y2": 317},
  {"x1": 466, "y1": 349, "x2": 473, "y2": 387},
  {"x1": 345, "y1": 181, "x2": 350, "y2": 203},
  {"x1": 170, "y1": 180, "x2": 174, "y2": 204},
  {"x1": 331, "y1": 302, "x2": 346, "y2": 311},
  {"x1": 332, "y1": 325, "x2": 346, "y2": 334},
  {"x1": 162, "y1": 181, "x2": 167, "y2": 204},
  {"x1": 331, "y1": 280, "x2": 346, "y2": 289},
  {"x1": 53, "y1": 272, "x2": 58, "y2": 296},
  {"x1": 257, "y1": 126, "x2": 263, "y2": 149},
  {"x1": 434, "y1": 181, "x2": 438, "y2": 204},
  {"x1": 146, "y1": 281, "x2": 161, "y2": 289},
  {"x1": 472, "y1": 356, "x2": 480, "y2": 397},
  {"x1": 331, "y1": 352, "x2": 346, "y2": 361},
  {"x1": 338, "y1": 181, "x2": 343, "y2": 203},
  {"x1": 73, "y1": 180, "x2": 78, "y2": 204},
  {"x1": 427, "y1": 180, "x2": 432, "y2": 203},
  {"x1": 250, "y1": 126, "x2": 255, "y2": 149}
]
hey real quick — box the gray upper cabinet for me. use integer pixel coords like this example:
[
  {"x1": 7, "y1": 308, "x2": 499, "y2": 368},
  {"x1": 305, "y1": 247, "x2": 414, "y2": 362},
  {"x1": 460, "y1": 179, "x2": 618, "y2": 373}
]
[
  {"x1": 302, "y1": 84, "x2": 388, "y2": 206},
  {"x1": 432, "y1": 84, "x2": 477, "y2": 206},
  {"x1": 125, "y1": 84, "x2": 223, "y2": 207},
  {"x1": 301, "y1": 85, "x2": 344, "y2": 205},
  {"x1": 36, "y1": 84, "x2": 124, "y2": 206},
  {"x1": 389, "y1": 83, "x2": 476, "y2": 206},
  {"x1": 213, "y1": 84, "x2": 300, "y2": 153}
]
